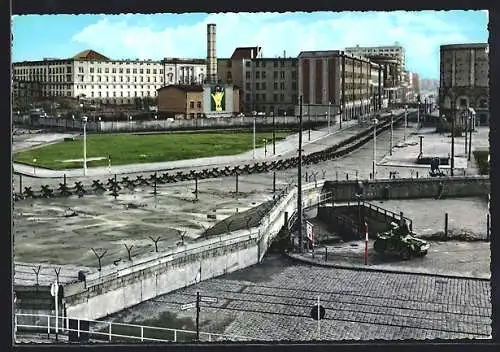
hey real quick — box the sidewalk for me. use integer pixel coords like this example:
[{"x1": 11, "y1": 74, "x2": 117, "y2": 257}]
[
  {"x1": 13, "y1": 120, "x2": 360, "y2": 179},
  {"x1": 286, "y1": 239, "x2": 490, "y2": 280}
]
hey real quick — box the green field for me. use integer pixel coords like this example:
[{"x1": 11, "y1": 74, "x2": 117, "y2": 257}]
[{"x1": 14, "y1": 131, "x2": 292, "y2": 170}]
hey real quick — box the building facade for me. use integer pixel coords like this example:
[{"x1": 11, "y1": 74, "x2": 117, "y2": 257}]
[
  {"x1": 157, "y1": 85, "x2": 204, "y2": 119},
  {"x1": 162, "y1": 58, "x2": 207, "y2": 85},
  {"x1": 297, "y1": 50, "x2": 380, "y2": 121},
  {"x1": 345, "y1": 43, "x2": 405, "y2": 79},
  {"x1": 12, "y1": 50, "x2": 208, "y2": 107},
  {"x1": 216, "y1": 46, "x2": 301, "y2": 115},
  {"x1": 439, "y1": 43, "x2": 489, "y2": 125}
]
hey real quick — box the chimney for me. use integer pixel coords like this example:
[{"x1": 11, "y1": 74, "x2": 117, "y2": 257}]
[
  {"x1": 251, "y1": 49, "x2": 254, "y2": 59},
  {"x1": 206, "y1": 23, "x2": 217, "y2": 84},
  {"x1": 283, "y1": 50, "x2": 286, "y2": 58}
]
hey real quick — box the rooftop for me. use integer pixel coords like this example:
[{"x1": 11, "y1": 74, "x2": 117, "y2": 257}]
[
  {"x1": 230, "y1": 47, "x2": 262, "y2": 60},
  {"x1": 158, "y1": 84, "x2": 204, "y2": 93},
  {"x1": 72, "y1": 49, "x2": 110, "y2": 61}
]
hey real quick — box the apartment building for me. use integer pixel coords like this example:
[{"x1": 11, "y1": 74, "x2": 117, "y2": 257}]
[
  {"x1": 12, "y1": 50, "x2": 208, "y2": 106},
  {"x1": 439, "y1": 43, "x2": 489, "y2": 125},
  {"x1": 297, "y1": 50, "x2": 380, "y2": 121},
  {"x1": 217, "y1": 46, "x2": 301, "y2": 115},
  {"x1": 345, "y1": 43, "x2": 405, "y2": 79}
]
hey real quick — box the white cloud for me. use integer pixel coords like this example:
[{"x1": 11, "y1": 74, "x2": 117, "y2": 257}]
[{"x1": 71, "y1": 11, "x2": 485, "y2": 78}]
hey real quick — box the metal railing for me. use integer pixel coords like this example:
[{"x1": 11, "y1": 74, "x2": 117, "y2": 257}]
[
  {"x1": 15, "y1": 313, "x2": 256, "y2": 343},
  {"x1": 360, "y1": 200, "x2": 413, "y2": 230}
]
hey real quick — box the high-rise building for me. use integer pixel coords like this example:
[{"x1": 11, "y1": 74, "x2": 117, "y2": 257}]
[
  {"x1": 345, "y1": 43, "x2": 405, "y2": 77},
  {"x1": 439, "y1": 43, "x2": 489, "y2": 125},
  {"x1": 297, "y1": 50, "x2": 381, "y2": 120}
]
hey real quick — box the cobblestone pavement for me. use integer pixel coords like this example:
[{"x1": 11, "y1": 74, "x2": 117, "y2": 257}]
[
  {"x1": 105, "y1": 255, "x2": 491, "y2": 341},
  {"x1": 289, "y1": 239, "x2": 491, "y2": 280}
]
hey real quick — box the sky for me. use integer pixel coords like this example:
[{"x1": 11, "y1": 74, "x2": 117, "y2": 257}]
[{"x1": 12, "y1": 11, "x2": 488, "y2": 80}]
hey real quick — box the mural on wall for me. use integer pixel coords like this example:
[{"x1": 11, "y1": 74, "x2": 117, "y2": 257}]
[{"x1": 211, "y1": 85, "x2": 225, "y2": 112}]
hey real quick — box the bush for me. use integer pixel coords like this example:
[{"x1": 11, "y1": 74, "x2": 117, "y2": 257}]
[{"x1": 473, "y1": 150, "x2": 490, "y2": 175}]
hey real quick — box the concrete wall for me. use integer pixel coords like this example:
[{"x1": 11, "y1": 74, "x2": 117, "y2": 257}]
[
  {"x1": 62, "y1": 180, "x2": 325, "y2": 321},
  {"x1": 13, "y1": 113, "x2": 328, "y2": 133},
  {"x1": 323, "y1": 176, "x2": 490, "y2": 202}
]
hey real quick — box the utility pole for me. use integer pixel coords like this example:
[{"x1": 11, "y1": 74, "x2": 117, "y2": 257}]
[
  {"x1": 253, "y1": 114, "x2": 256, "y2": 160},
  {"x1": 468, "y1": 111, "x2": 473, "y2": 161},
  {"x1": 451, "y1": 103, "x2": 455, "y2": 177},
  {"x1": 390, "y1": 113, "x2": 393, "y2": 156},
  {"x1": 196, "y1": 292, "x2": 200, "y2": 341},
  {"x1": 298, "y1": 95, "x2": 304, "y2": 253},
  {"x1": 272, "y1": 111, "x2": 276, "y2": 155},
  {"x1": 341, "y1": 52, "x2": 346, "y2": 130}
]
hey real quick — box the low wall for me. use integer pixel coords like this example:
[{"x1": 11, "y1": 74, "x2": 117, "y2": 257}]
[
  {"x1": 13, "y1": 114, "x2": 334, "y2": 133},
  {"x1": 62, "y1": 181, "x2": 325, "y2": 321},
  {"x1": 323, "y1": 176, "x2": 490, "y2": 201}
]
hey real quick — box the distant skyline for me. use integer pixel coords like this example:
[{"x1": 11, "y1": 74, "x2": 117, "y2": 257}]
[{"x1": 12, "y1": 11, "x2": 488, "y2": 80}]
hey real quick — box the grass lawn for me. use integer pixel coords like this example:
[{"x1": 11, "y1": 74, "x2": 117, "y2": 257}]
[
  {"x1": 14, "y1": 131, "x2": 292, "y2": 170},
  {"x1": 473, "y1": 150, "x2": 490, "y2": 175}
]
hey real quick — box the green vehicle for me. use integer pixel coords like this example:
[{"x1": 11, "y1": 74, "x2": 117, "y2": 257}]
[{"x1": 374, "y1": 222, "x2": 430, "y2": 260}]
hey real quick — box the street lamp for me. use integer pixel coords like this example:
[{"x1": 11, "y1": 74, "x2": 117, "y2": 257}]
[
  {"x1": 263, "y1": 138, "x2": 268, "y2": 157},
  {"x1": 32, "y1": 158, "x2": 37, "y2": 176},
  {"x1": 253, "y1": 111, "x2": 257, "y2": 160},
  {"x1": 372, "y1": 118, "x2": 378, "y2": 180},
  {"x1": 271, "y1": 111, "x2": 276, "y2": 155},
  {"x1": 417, "y1": 101, "x2": 420, "y2": 129},
  {"x1": 327, "y1": 101, "x2": 331, "y2": 134},
  {"x1": 469, "y1": 109, "x2": 475, "y2": 161},
  {"x1": 404, "y1": 105, "x2": 408, "y2": 142},
  {"x1": 82, "y1": 116, "x2": 88, "y2": 176},
  {"x1": 390, "y1": 112, "x2": 394, "y2": 156}
]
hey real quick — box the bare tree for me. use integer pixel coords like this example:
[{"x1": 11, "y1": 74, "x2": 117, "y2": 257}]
[
  {"x1": 224, "y1": 220, "x2": 234, "y2": 235},
  {"x1": 54, "y1": 267, "x2": 61, "y2": 284},
  {"x1": 199, "y1": 223, "x2": 209, "y2": 238},
  {"x1": 148, "y1": 236, "x2": 161, "y2": 252},
  {"x1": 32, "y1": 265, "x2": 41, "y2": 286},
  {"x1": 245, "y1": 217, "x2": 253, "y2": 232},
  {"x1": 91, "y1": 248, "x2": 108, "y2": 272},
  {"x1": 176, "y1": 230, "x2": 186, "y2": 246},
  {"x1": 123, "y1": 244, "x2": 134, "y2": 261}
]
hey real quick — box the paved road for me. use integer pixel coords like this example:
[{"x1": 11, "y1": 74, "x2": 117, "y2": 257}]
[
  {"x1": 12, "y1": 120, "x2": 360, "y2": 178},
  {"x1": 102, "y1": 254, "x2": 491, "y2": 341}
]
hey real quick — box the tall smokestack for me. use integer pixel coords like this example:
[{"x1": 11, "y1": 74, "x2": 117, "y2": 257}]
[{"x1": 207, "y1": 23, "x2": 217, "y2": 84}]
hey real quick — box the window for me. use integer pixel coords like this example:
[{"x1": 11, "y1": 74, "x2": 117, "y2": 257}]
[
  {"x1": 246, "y1": 72, "x2": 251, "y2": 79},
  {"x1": 146, "y1": 69, "x2": 151, "y2": 74},
  {"x1": 274, "y1": 61, "x2": 278, "y2": 67},
  {"x1": 119, "y1": 68, "x2": 124, "y2": 73},
  {"x1": 197, "y1": 101, "x2": 202, "y2": 108},
  {"x1": 262, "y1": 82, "x2": 266, "y2": 90},
  {"x1": 112, "y1": 68, "x2": 117, "y2": 73},
  {"x1": 262, "y1": 71, "x2": 266, "y2": 79},
  {"x1": 245, "y1": 61, "x2": 251, "y2": 67},
  {"x1": 256, "y1": 83, "x2": 260, "y2": 90},
  {"x1": 280, "y1": 71, "x2": 285, "y2": 79},
  {"x1": 280, "y1": 94, "x2": 284, "y2": 101},
  {"x1": 280, "y1": 60, "x2": 285, "y2": 67},
  {"x1": 97, "y1": 68, "x2": 102, "y2": 73},
  {"x1": 256, "y1": 71, "x2": 260, "y2": 79},
  {"x1": 292, "y1": 82, "x2": 297, "y2": 90},
  {"x1": 255, "y1": 61, "x2": 260, "y2": 68},
  {"x1": 126, "y1": 69, "x2": 130, "y2": 74},
  {"x1": 153, "y1": 69, "x2": 157, "y2": 74},
  {"x1": 291, "y1": 71, "x2": 297, "y2": 79},
  {"x1": 246, "y1": 83, "x2": 251, "y2": 89},
  {"x1": 190, "y1": 101, "x2": 195, "y2": 108},
  {"x1": 261, "y1": 94, "x2": 266, "y2": 102},
  {"x1": 90, "y1": 68, "x2": 94, "y2": 73},
  {"x1": 280, "y1": 82, "x2": 285, "y2": 90},
  {"x1": 274, "y1": 71, "x2": 278, "y2": 79},
  {"x1": 274, "y1": 82, "x2": 278, "y2": 90},
  {"x1": 246, "y1": 93, "x2": 251, "y2": 101}
]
